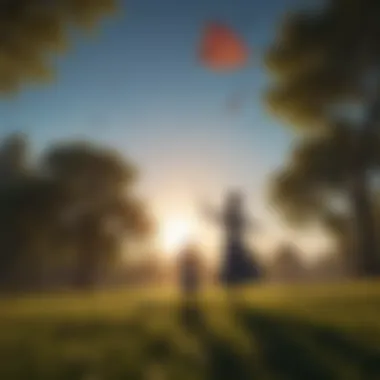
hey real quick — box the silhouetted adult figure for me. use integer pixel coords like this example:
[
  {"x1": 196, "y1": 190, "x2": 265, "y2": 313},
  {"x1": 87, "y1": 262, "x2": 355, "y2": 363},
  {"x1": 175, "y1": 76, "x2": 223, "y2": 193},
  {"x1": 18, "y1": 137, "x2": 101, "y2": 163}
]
[{"x1": 204, "y1": 190, "x2": 261, "y2": 287}]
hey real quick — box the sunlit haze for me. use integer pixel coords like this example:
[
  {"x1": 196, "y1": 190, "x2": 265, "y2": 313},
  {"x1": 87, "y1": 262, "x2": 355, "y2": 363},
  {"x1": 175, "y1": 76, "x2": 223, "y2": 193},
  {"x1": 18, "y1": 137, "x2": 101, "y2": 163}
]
[
  {"x1": 0, "y1": 0, "x2": 331, "y2": 262},
  {"x1": 160, "y1": 217, "x2": 196, "y2": 255},
  {"x1": 2, "y1": 2, "x2": 379, "y2": 378}
]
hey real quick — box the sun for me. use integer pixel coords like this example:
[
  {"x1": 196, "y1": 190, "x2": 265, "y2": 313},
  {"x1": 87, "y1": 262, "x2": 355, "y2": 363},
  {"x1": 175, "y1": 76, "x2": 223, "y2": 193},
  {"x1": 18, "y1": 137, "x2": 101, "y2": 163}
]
[{"x1": 160, "y1": 217, "x2": 194, "y2": 254}]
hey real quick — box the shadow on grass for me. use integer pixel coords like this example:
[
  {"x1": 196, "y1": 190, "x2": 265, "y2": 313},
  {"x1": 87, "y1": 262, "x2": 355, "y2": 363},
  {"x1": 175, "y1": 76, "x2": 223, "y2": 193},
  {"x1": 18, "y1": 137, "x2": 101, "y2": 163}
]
[
  {"x1": 237, "y1": 308, "x2": 380, "y2": 380},
  {"x1": 3, "y1": 301, "x2": 380, "y2": 380},
  {"x1": 179, "y1": 301, "x2": 254, "y2": 380},
  {"x1": 177, "y1": 301, "x2": 380, "y2": 380}
]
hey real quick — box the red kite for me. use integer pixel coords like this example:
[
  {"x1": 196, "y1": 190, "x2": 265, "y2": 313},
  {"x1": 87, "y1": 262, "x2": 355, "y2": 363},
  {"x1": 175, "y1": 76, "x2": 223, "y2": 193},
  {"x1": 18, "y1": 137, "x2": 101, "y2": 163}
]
[{"x1": 199, "y1": 22, "x2": 250, "y2": 71}]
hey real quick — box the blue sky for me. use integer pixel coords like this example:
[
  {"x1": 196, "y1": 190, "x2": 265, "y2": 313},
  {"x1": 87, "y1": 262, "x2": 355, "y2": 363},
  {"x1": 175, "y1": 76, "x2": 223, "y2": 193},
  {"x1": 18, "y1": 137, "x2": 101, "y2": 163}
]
[{"x1": 0, "y1": 0, "x2": 331, "y2": 259}]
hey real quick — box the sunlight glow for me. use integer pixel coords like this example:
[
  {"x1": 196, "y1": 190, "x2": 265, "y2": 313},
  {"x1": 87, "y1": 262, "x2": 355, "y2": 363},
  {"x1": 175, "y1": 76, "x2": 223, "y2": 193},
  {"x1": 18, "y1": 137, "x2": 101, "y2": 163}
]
[{"x1": 160, "y1": 217, "x2": 194, "y2": 255}]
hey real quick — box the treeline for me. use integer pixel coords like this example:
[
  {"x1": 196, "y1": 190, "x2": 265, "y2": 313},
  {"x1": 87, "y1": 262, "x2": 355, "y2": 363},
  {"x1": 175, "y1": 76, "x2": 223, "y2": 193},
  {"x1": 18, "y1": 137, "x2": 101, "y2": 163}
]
[
  {"x1": 266, "y1": 243, "x2": 345, "y2": 284},
  {"x1": 110, "y1": 245, "x2": 346, "y2": 289},
  {"x1": 0, "y1": 133, "x2": 151, "y2": 292},
  {"x1": 265, "y1": 0, "x2": 380, "y2": 277}
]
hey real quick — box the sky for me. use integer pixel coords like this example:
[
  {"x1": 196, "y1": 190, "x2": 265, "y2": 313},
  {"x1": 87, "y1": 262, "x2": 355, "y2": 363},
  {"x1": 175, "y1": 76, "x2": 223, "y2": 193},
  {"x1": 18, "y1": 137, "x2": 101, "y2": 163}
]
[{"x1": 0, "y1": 0, "x2": 332, "y2": 261}]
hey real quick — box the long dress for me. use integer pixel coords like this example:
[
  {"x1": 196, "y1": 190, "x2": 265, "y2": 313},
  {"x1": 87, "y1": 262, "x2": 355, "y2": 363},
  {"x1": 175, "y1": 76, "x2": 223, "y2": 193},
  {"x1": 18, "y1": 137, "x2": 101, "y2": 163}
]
[{"x1": 219, "y1": 209, "x2": 260, "y2": 286}]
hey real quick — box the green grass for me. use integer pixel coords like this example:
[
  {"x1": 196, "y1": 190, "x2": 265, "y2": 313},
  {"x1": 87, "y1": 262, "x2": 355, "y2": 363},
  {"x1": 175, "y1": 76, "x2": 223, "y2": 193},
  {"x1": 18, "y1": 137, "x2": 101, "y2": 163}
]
[{"x1": 1, "y1": 280, "x2": 380, "y2": 379}]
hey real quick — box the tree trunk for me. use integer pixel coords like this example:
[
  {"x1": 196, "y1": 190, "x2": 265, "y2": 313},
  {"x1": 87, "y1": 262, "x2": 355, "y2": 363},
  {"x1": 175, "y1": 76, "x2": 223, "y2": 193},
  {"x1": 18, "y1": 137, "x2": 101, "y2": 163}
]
[
  {"x1": 74, "y1": 216, "x2": 100, "y2": 289},
  {"x1": 349, "y1": 92, "x2": 380, "y2": 277},
  {"x1": 349, "y1": 166, "x2": 380, "y2": 277},
  {"x1": 74, "y1": 248, "x2": 99, "y2": 289}
]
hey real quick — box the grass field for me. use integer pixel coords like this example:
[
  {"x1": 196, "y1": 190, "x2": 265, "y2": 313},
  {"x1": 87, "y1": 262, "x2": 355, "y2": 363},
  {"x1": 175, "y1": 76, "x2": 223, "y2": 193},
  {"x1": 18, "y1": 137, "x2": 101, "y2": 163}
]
[{"x1": 1, "y1": 281, "x2": 380, "y2": 379}]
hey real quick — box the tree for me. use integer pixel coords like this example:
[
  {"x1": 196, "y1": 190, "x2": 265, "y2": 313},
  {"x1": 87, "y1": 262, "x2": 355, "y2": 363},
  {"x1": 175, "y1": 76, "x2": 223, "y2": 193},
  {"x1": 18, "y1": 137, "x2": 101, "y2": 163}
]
[
  {"x1": 0, "y1": 133, "x2": 30, "y2": 179},
  {"x1": 265, "y1": 0, "x2": 380, "y2": 277},
  {"x1": 0, "y1": 167, "x2": 62, "y2": 291},
  {"x1": 0, "y1": 0, "x2": 117, "y2": 93},
  {"x1": 41, "y1": 141, "x2": 152, "y2": 289},
  {"x1": 269, "y1": 243, "x2": 307, "y2": 283},
  {"x1": 0, "y1": 136, "x2": 152, "y2": 292},
  {"x1": 268, "y1": 123, "x2": 380, "y2": 275},
  {"x1": 309, "y1": 253, "x2": 346, "y2": 282}
]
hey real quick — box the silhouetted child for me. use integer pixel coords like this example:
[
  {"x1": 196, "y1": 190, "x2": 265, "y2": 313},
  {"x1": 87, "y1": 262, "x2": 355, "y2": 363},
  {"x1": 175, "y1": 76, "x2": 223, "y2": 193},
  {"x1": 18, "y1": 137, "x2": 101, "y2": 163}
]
[
  {"x1": 178, "y1": 242, "x2": 203, "y2": 297},
  {"x1": 177, "y1": 242, "x2": 204, "y2": 330}
]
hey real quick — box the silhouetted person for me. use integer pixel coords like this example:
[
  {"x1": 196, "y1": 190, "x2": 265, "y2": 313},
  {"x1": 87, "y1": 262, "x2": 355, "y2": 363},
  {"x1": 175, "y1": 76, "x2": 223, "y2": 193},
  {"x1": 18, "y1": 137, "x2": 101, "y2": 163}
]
[
  {"x1": 178, "y1": 242, "x2": 203, "y2": 296},
  {"x1": 177, "y1": 242, "x2": 204, "y2": 331},
  {"x1": 204, "y1": 190, "x2": 261, "y2": 287}
]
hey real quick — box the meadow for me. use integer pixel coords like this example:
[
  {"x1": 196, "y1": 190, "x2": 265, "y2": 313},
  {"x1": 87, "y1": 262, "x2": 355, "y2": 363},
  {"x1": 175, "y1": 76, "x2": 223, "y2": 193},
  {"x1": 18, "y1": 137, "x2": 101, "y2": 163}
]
[{"x1": 1, "y1": 281, "x2": 380, "y2": 380}]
